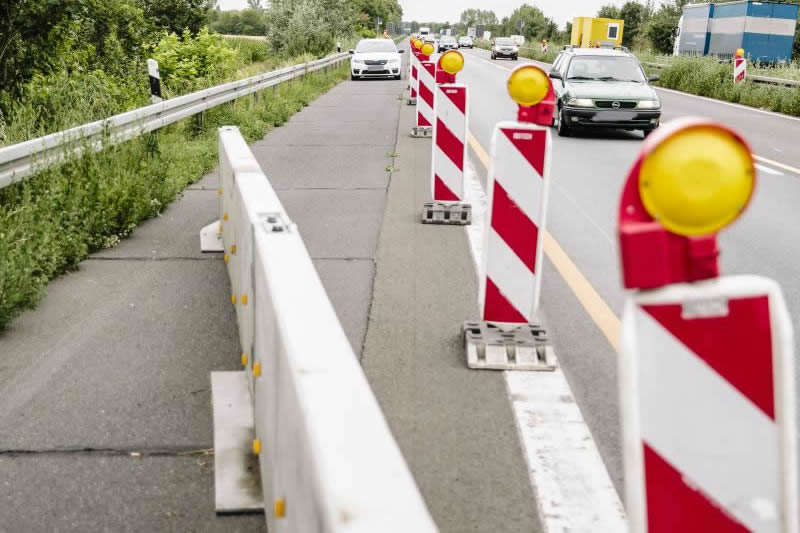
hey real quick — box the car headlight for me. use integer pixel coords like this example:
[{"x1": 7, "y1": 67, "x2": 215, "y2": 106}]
[
  {"x1": 352, "y1": 58, "x2": 364, "y2": 65},
  {"x1": 567, "y1": 98, "x2": 594, "y2": 108},
  {"x1": 637, "y1": 99, "x2": 660, "y2": 109},
  {"x1": 388, "y1": 58, "x2": 400, "y2": 64}
]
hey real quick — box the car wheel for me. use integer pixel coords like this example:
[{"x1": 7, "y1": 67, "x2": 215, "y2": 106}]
[
  {"x1": 491, "y1": 54, "x2": 496, "y2": 60},
  {"x1": 513, "y1": 55, "x2": 519, "y2": 61},
  {"x1": 557, "y1": 107, "x2": 571, "y2": 137},
  {"x1": 351, "y1": 74, "x2": 357, "y2": 81},
  {"x1": 642, "y1": 128, "x2": 655, "y2": 138},
  {"x1": 394, "y1": 74, "x2": 401, "y2": 80}
]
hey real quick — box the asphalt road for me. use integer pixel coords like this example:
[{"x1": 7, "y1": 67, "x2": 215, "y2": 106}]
[{"x1": 457, "y1": 45, "x2": 800, "y2": 495}]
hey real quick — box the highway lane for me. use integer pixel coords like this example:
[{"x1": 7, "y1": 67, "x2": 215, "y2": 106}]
[{"x1": 457, "y1": 45, "x2": 800, "y2": 494}]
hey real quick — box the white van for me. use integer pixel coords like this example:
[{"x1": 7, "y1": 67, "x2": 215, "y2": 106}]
[{"x1": 510, "y1": 35, "x2": 525, "y2": 46}]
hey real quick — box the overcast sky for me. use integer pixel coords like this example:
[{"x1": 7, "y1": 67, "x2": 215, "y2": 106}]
[{"x1": 217, "y1": 0, "x2": 631, "y2": 29}]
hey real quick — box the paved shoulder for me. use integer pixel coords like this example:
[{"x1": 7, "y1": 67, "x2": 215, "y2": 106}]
[{"x1": 361, "y1": 86, "x2": 543, "y2": 532}]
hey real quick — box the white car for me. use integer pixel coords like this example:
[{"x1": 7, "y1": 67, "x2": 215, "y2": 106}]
[
  {"x1": 458, "y1": 36, "x2": 473, "y2": 48},
  {"x1": 349, "y1": 39, "x2": 404, "y2": 80}
]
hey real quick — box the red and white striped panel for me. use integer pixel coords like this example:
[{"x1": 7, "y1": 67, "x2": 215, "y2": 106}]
[
  {"x1": 620, "y1": 275, "x2": 798, "y2": 533},
  {"x1": 735, "y1": 57, "x2": 746, "y2": 84},
  {"x1": 415, "y1": 62, "x2": 436, "y2": 128},
  {"x1": 410, "y1": 54, "x2": 418, "y2": 99},
  {"x1": 480, "y1": 122, "x2": 552, "y2": 324},
  {"x1": 431, "y1": 84, "x2": 468, "y2": 202}
]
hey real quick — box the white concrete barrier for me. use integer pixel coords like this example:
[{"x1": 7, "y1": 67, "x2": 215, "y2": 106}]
[{"x1": 213, "y1": 126, "x2": 438, "y2": 532}]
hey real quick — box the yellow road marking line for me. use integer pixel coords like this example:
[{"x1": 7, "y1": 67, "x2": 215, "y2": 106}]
[
  {"x1": 753, "y1": 155, "x2": 800, "y2": 176},
  {"x1": 467, "y1": 131, "x2": 621, "y2": 351}
]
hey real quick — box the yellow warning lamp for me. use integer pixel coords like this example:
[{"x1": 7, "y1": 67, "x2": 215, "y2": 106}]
[
  {"x1": 440, "y1": 50, "x2": 464, "y2": 75},
  {"x1": 412, "y1": 39, "x2": 423, "y2": 50},
  {"x1": 507, "y1": 65, "x2": 550, "y2": 107},
  {"x1": 638, "y1": 124, "x2": 755, "y2": 236},
  {"x1": 736, "y1": 48, "x2": 745, "y2": 58},
  {"x1": 420, "y1": 42, "x2": 435, "y2": 57}
]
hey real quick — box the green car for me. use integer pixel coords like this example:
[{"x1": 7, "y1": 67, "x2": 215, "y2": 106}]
[{"x1": 548, "y1": 47, "x2": 662, "y2": 138}]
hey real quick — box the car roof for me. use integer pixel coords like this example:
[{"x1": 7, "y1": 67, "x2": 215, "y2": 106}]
[{"x1": 565, "y1": 47, "x2": 632, "y2": 57}]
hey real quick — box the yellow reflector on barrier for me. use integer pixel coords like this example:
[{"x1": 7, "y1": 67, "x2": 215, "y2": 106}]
[
  {"x1": 507, "y1": 65, "x2": 550, "y2": 107},
  {"x1": 421, "y1": 42, "x2": 435, "y2": 56},
  {"x1": 274, "y1": 498, "x2": 286, "y2": 518},
  {"x1": 412, "y1": 39, "x2": 423, "y2": 50},
  {"x1": 252, "y1": 439, "x2": 261, "y2": 455},
  {"x1": 440, "y1": 50, "x2": 464, "y2": 74},
  {"x1": 639, "y1": 125, "x2": 754, "y2": 236},
  {"x1": 736, "y1": 48, "x2": 745, "y2": 58}
]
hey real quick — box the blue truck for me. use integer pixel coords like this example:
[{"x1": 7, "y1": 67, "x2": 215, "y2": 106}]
[{"x1": 675, "y1": 1, "x2": 798, "y2": 62}]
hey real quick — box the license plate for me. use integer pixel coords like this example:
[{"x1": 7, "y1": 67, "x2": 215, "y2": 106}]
[
  {"x1": 594, "y1": 111, "x2": 636, "y2": 122},
  {"x1": 368, "y1": 65, "x2": 384, "y2": 70}
]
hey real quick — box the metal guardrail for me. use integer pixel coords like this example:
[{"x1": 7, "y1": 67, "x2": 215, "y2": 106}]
[
  {"x1": 642, "y1": 61, "x2": 800, "y2": 88},
  {"x1": 214, "y1": 127, "x2": 438, "y2": 531},
  {"x1": 0, "y1": 52, "x2": 349, "y2": 190}
]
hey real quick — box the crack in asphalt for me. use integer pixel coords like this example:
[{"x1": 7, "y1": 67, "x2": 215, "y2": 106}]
[{"x1": 0, "y1": 445, "x2": 214, "y2": 457}]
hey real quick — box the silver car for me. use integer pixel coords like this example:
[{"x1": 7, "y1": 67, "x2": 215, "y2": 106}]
[{"x1": 349, "y1": 39, "x2": 404, "y2": 80}]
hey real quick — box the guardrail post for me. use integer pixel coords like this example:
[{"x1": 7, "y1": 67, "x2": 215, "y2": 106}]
[
  {"x1": 463, "y1": 65, "x2": 556, "y2": 370},
  {"x1": 616, "y1": 118, "x2": 798, "y2": 533}
]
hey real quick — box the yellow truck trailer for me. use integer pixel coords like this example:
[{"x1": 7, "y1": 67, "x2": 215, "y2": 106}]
[{"x1": 571, "y1": 17, "x2": 624, "y2": 48}]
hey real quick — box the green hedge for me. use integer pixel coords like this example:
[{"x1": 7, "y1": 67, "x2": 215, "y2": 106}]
[
  {"x1": 649, "y1": 57, "x2": 800, "y2": 117},
  {"x1": 0, "y1": 63, "x2": 349, "y2": 330}
]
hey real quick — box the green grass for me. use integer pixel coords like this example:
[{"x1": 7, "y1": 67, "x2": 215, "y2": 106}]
[{"x1": 0, "y1": 62, "x2": 349, "y2": 330}]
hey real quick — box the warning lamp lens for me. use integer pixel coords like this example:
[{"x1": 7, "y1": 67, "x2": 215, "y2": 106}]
[
  {"x1": 507, "y1": 65, "x2": 551, "y2": 107},
  {"x1": 639, "y1": 125, "x2": 755, "y2": 236},
  {"x1": 412, "y1": 39, "x2": 423, "y2": 50},
  {"x1": 736, "y1": 48, "x2": 745, "y2": 58},
  {"x1": 421, "y1": 42, "x2": 435, "y2": 56},
  {"x1": 440, "y1": 50, "x2": 465, "y2": 74}
]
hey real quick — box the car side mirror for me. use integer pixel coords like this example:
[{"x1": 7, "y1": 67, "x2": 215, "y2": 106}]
[
  {"x1": 398, "y1": 49, "x2": 405, "y2": 53},
  {"x1": 549, "y1": 71, "x2": 563, "y2": 80},
  {"x1": 348, "y1": 49, "x2": 355, "y2": 54},
  {"x1": 647, "y1": 74, "x2": 660, "y2": 82}
]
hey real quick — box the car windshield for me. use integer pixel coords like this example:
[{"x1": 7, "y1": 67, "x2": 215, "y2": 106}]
[
  {"x1": 355, "y1": 40, "x2": 398, "y2": 53},
  {"x1": 566, "y1": 56, "x2": 645, "y2": 82},
  {"x1": 496, "y1": 38, "x2": 514, "y2": 46},
  {"x1": 441, "y1": 36, "x2": 456, "y2": 43},
  {"x1": 459, "y1": 37, "x2": 471, "y2": 41}
]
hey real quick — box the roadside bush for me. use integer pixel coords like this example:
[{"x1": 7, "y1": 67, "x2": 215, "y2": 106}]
[
  {"x1": 151, "y1": 28, "x2": 238, "y2": 91},
  {"x1": 653, "y1": 56, "x2": 800, "y2": 116},
  {"x1": 0, "y1": 63, "x2": 349, "y2": 330}
]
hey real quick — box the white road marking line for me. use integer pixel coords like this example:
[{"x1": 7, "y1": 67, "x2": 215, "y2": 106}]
[
  {"x1": 755, "y1": 163, "x2": 784, "y2": 176},
  {"x1": 754, "y1": 155, "x2": 800, "y2": 176},
  {"x1": 464, "y1": 159, "x2": 627, "y2": 533}
]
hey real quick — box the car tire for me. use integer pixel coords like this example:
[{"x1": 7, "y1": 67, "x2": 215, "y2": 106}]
[
  {"x1": 394, "y1": 74, "x2": 401, "y2": 80},
  {"x1": 513, "y1": 55, "x2": 519, "y2": 61},
  {"x1": 557, "y1": 107, "x2": 571, "y2": 137},
  {"x1": 351, "y1": 74, "x2": 357, "y2": 81},
  {"x1": 642, "y1": 128, "x2": 655, "y2": 138},
  {"x1": 491, "y1": 54, "x2": 496, "y2": 60}
]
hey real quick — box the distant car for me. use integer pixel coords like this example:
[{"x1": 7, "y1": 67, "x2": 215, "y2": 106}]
[
  {"x1": 349, "y1": 38, "x2": 404, "y2": 80},
  {"x1": 491, "y1": 37, "x2": 518, "y2": 60},
  {"x1": 438, "y1": 36, "x2": 458, "y2": 53},
  {"x1": 548, "y1": 47, "x2": 661, "y2": 137},
  {"x1": 458, "y1": 36, "x2": 473, "y2": 48}
]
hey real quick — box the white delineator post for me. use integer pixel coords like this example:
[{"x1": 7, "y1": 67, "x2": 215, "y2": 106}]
[
  {"x1": 147, "y1": 58, "x2": 163, "y2": 104},
  {"x1": 412, "y1": 61, "x2": 435, "y2": 137},
  {"x1": 464, "y1": 65, "x2": 557, "y2": 371},
  {"x1": 616, "y1": 118, "x2": 798, "y2": 533}
]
